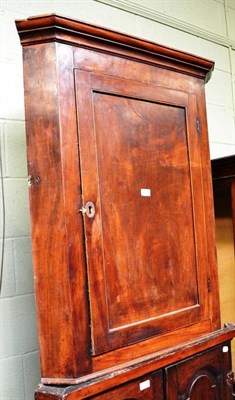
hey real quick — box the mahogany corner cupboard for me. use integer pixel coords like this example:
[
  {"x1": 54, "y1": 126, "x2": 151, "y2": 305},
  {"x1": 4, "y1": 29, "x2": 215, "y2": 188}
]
[{"x1": 16, "y1": 14, "x2": 235, "y2": 399}]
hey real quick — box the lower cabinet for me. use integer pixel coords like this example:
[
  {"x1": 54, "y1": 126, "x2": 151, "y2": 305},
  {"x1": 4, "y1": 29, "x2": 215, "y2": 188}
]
[
  {"x1": 87, "y1": 344, "x2": 233, "y2": 400},
  {"x1": 35, "y1": 341, "x2": 234, "y2": 399},
  {"x1": 165, "y1": 344, "x2": 233, "y2": 400}
]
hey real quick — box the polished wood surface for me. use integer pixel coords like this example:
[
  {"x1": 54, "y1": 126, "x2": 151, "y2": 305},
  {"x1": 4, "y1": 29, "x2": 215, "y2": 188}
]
[
  {"x1": 15, "y1": 14, "x2": 233, "y2": 396},
  {"x1": 75, "y1": 71, "x2": 211, "y2": 355}
]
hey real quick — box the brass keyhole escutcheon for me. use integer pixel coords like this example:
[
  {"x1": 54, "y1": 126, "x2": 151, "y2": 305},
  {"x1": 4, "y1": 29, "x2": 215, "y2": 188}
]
[
  {"x1": 86, "y1": 201, "x2": 95, "y2": 218},
  {"x1": 80, "y1": 201, "x2": 95, "y2": 218}
]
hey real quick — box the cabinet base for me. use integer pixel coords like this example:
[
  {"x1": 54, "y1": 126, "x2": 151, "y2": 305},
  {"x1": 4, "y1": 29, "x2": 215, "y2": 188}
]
[{"x1": 36, "y1": 326, "x2": 235, "y2": 399}]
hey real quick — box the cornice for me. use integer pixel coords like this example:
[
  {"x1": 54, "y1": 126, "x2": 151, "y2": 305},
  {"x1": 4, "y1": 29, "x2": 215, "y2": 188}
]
[
  {"x1": 15, "y1": 14, "x2": 214, "y2": 82},
  {"x1": 96, "y1": 0, "x2": 235, "y2": 50}
]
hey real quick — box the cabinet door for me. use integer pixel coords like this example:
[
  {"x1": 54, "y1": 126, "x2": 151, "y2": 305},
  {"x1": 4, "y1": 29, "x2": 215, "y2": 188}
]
[
  {"x1": 165, "y1": 344, "x2": 233, "y2": 400},
  {"x1": 75, "y1": 70, "x2": 211, "y2": 355},
  {"x1": 88, "y1": 372, "x2": 162, "y2": 399}
]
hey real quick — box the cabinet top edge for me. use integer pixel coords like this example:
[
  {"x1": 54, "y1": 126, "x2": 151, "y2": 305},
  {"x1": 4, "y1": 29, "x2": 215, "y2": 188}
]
[{"x1": 15, "y1": 13, "x2": 214, "y2": 82}]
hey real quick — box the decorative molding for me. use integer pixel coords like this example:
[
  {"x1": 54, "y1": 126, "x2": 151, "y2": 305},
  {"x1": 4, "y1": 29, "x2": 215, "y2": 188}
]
[
  {"x1": 96, "y1": 0, "x2": 235, "y2": 50},
  {"x1": 15, "y1": 14, "x2": 214, "y2": 82}
]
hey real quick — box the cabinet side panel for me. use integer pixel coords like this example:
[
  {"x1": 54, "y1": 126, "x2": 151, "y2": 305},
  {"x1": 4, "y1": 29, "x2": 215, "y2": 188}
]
[
  {"x1": 23, "y1": 43, "x2": 79, "y2": 378},
  {"x1": 55, "y1": 43, "x2": 91, "y2": 376},
  {"x1": 196, "y1": 81, "x2": 221, "y2": 330}
]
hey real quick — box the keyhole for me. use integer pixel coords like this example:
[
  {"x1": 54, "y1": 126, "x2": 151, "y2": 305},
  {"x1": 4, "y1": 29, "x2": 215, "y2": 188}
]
[{"x1": 85, "y1": 201, "x2": 95, "y2": 218}]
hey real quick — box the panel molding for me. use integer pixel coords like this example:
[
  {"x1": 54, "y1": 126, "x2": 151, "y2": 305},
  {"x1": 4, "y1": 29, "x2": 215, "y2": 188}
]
[{"x1": 96, "y1": 0, "x2": 235, "y2": 50}]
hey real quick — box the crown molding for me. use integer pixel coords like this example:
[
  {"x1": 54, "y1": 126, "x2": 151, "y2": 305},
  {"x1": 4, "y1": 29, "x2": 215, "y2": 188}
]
[
  {"x1": 15, "y1": 14, "x2": 214, "y2": 82},
  {"x1": 96, "y1": 0, "x2": 235, "y2": 50}
]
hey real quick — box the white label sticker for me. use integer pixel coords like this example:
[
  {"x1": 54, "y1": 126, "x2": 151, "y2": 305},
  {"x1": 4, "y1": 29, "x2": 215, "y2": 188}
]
[
  {"x1": 141, "y1": 188, "x2": 151, "y2": 197},
  {"x1": 139, "y1": 379, "x2": 150, "y2": 391},
  {"x1": 222, "y1": 346, "x2": 229, "y2": 353}
]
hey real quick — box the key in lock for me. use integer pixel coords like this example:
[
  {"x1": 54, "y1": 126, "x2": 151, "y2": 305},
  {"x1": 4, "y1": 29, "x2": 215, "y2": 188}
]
[{"x1": 80, "y1": 201, "x2": 95, "y2": 218}]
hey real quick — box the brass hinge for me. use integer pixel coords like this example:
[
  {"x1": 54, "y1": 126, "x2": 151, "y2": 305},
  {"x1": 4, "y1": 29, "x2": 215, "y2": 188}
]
[
  {"x1": 226, "y1": 370, "x2": 234, "y2": 387},
  {"x1": 196, "y1": 118, "x2": 201, "y2": 134},
  {"x1": 207, "y1": 277, "x2": 211, "y2": 292},
  {"x1": 27, "y1": 175, "x2": 41, "y2": 188},
  {"x1": 226, "y1": 370, "x2": 235, "y2": 397}
]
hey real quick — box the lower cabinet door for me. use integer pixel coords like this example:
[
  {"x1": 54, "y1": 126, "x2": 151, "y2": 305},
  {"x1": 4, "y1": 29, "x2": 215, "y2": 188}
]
[
  {"x1": 88, "y1": 371, "x2": 163, "y2": 399},
  {"x1": 165, "y1": 343, "x2": 233, "y2": 400}
]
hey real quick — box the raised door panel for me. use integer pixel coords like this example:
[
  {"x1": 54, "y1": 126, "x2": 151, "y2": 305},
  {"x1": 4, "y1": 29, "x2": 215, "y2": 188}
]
[
  {"x1": 75, "y1": 70, "x2": 210, "y2": 355},
  {"x1": 188, "y1": 375, "x2": 219, "y2": 400}
]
